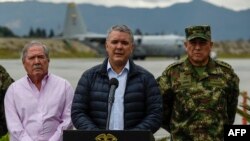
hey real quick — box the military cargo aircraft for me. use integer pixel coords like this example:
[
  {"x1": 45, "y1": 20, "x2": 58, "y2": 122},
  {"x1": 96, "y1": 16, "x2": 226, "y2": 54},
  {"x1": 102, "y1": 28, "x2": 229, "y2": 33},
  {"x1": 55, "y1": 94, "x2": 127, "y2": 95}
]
[{"x1": 62, "y1": 2, "x2": 186, "y2": 60}]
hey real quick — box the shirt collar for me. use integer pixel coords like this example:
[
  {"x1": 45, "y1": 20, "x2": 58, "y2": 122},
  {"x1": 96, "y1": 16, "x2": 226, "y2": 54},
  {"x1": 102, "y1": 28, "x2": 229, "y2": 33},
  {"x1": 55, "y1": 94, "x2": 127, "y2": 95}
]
[
  {"x1": 26, "y1": 73, "x2": 50, "y2": 85},
  {"x1": 107, "y1": 60, "x2": 130, "y2": 75}
]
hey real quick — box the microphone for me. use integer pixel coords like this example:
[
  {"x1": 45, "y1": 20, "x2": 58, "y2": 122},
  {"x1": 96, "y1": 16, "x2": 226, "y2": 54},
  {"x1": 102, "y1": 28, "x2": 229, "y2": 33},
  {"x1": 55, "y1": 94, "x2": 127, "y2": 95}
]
[{"x1": 106, "y1": 78, "x2": 119, "y2": 130}]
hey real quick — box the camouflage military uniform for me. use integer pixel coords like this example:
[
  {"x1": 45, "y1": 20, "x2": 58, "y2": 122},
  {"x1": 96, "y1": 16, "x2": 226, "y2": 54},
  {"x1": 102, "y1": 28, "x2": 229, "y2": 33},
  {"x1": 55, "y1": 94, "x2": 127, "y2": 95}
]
[
  {"x1": 157, "y1": 58, "x2": 239, "y2": 141},
  {"x1": 0, "y1": 65, "x2": 14, "y2": 137}
]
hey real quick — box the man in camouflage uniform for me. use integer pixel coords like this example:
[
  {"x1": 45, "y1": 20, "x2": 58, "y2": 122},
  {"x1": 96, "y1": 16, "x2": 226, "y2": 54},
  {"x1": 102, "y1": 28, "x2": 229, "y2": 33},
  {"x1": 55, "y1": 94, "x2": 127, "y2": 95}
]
[
  {"x1": 157, "y1": 25, "x2": 240, "y2": 141},
  {"x1": 0, "y1": 65, "x2": 14, "y2": 139}
]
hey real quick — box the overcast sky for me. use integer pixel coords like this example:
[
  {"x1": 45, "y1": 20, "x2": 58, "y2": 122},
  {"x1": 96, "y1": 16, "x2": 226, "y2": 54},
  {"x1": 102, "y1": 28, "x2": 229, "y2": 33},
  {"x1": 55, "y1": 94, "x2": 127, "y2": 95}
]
[{"x1": 0, "y1": 0, "x2": 250, "y2": 11}]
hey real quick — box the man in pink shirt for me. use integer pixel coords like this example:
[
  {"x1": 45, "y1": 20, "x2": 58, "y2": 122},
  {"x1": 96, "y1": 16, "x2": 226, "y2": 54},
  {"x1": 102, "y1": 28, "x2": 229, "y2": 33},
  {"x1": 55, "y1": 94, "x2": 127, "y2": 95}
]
[{"x1": 4, "y1": 41, "x2": 74, "y2": 141}]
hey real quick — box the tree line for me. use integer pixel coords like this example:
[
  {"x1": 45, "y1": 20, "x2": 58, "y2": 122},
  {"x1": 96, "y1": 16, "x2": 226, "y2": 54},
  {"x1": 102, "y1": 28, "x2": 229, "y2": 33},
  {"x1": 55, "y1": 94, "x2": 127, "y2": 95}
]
[{"x1": 0, "y1": 26, "x2": 55, "y2": 38}]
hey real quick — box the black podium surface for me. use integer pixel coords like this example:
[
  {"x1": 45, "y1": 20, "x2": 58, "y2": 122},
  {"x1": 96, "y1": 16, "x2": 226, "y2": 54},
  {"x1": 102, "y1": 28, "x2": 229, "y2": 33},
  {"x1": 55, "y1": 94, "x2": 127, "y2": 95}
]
[{"x1": 63, "y1": 130, "x2": 155, "y2": 141}]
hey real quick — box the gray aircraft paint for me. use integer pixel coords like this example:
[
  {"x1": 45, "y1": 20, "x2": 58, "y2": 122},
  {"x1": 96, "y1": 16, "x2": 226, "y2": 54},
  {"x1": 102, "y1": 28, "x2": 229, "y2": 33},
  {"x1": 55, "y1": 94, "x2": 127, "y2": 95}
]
[{"x1": 62, "y1": 2, "x2": 187, "y2": 59}]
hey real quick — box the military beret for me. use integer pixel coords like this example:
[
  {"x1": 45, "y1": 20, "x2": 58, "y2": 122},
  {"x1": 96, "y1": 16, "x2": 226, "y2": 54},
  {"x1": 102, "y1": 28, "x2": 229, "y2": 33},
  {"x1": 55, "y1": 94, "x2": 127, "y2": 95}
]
[{"x1": 185, "y1": 25, "x2": 211, "y2": 41}]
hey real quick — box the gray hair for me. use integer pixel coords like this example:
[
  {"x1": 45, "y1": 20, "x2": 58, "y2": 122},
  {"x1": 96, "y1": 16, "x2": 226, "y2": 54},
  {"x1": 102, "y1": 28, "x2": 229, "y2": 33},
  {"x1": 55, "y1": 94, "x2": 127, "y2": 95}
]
[
  {"x1": 106, "y1": 25, "x2": 134, "y2": 44},
  {"x1": 21, "y1": 40, "x2": 50, "y2": 62}
]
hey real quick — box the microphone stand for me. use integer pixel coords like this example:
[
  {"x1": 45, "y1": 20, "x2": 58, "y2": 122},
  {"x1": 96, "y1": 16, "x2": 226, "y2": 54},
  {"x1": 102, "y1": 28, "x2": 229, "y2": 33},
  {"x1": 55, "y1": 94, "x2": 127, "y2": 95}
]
[
  {"x1": 106, "y1": 78, "x2": 118, "y2": 130},
  {"x1": 106, "y1": 97, "x2": 113, "y2": 130}
]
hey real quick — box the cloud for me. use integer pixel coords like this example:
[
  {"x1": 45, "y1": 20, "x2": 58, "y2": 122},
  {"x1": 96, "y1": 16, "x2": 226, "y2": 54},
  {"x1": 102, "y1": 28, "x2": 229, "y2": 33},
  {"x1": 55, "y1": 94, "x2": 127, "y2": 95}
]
[
  {"x1": 0, "y1": 0, "x2": 250, "y2": 11},
  {"x1": 204, "y1": 0, "x2": 250, "y2": 11},
  {"x1": 0, "y1": 0, "x2": 192, "y2": 8},
  {"x1": 0, "y1": 0, "x2": 25, "y2": 2},
  {"x1": 35, "y1": 0, "x2": 192, "y2": 8}
]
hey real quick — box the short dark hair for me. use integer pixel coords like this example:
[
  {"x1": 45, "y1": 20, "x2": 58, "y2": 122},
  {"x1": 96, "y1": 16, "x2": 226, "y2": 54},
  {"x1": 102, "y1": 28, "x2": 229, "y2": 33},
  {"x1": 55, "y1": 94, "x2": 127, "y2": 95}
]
[{"x1": 106, "y1": 25, "x2": 134, "y2": 44}]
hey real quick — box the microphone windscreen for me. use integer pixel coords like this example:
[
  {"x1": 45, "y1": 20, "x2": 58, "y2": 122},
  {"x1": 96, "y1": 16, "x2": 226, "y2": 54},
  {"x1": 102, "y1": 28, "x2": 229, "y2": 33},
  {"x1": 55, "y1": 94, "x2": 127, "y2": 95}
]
[{"x1": 109, "y1": 78, "x2": 119, "y2": 88}]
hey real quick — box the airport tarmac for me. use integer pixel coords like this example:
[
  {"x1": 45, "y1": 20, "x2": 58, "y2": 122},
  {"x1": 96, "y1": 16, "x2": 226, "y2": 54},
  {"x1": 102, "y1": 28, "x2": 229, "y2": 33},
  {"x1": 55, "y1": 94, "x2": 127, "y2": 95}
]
[{"x1": 1, "y1": 58, "x2": 249, "y2": 126}]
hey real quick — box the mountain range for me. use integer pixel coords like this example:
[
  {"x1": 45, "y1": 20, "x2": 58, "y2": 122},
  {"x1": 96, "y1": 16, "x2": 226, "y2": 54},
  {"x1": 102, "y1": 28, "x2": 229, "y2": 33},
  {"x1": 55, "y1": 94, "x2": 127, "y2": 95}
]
[{"x1": 0, "y1": 0, "x2": 250, "y2": 41}]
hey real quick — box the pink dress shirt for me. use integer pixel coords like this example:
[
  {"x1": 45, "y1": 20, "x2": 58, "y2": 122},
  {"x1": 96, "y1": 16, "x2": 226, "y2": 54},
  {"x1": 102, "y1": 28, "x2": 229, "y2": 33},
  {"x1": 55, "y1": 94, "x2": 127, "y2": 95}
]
[{"x1": 4, "y1": 73, "x2": 74, "y2": 141}]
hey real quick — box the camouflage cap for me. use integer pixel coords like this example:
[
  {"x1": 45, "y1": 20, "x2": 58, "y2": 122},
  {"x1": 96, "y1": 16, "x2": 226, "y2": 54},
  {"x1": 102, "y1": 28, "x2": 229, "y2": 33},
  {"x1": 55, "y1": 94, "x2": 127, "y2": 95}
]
[{"x1": 185, "y1": 25, "x2": 211, "y2": 41}]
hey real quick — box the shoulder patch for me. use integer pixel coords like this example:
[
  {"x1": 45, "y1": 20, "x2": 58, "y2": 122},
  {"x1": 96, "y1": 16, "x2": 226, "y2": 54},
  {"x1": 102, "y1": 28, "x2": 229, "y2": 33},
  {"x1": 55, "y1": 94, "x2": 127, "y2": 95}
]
[
  {"x1": 215, "y1": 60, "x2": 232, "y2": 69},
  {"x1": 166, "y1": 60, "x2": 183, "y2": 70}
]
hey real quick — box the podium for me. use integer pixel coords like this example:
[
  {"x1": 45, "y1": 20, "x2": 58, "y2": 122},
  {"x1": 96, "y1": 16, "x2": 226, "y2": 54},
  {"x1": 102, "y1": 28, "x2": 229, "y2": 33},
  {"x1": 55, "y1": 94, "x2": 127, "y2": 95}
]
[{"x1": 63, "y1": 130, "x2": 155, "y2": 141}]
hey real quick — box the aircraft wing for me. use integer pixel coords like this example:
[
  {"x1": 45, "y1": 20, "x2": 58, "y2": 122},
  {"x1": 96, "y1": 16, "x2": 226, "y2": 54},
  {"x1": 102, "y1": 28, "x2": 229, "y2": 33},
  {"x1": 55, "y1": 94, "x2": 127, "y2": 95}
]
[{"x1": 83, "y1": 32, "x2": 106, "y2": 43}]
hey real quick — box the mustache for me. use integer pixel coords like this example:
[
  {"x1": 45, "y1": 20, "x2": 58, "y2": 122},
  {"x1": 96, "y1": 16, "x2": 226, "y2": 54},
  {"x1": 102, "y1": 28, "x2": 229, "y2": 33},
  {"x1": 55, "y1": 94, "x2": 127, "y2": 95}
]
[{"x1": 33, "y1": 64, "x2": 42, "y2": 69}]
